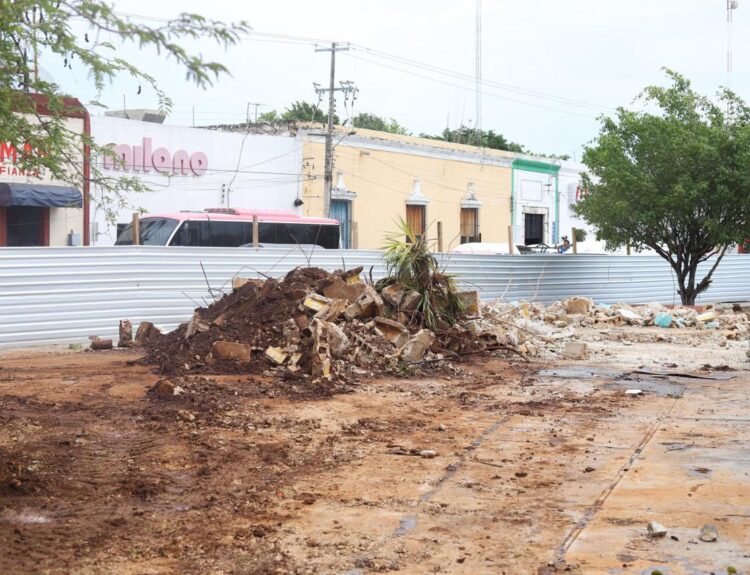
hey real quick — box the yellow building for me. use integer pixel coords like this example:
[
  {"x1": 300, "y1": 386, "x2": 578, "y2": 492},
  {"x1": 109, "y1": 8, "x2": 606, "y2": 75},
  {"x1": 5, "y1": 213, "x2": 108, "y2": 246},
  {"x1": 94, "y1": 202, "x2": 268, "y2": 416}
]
[{"x1": 298, "y1": 127, "x2": 515, "y2": 251}]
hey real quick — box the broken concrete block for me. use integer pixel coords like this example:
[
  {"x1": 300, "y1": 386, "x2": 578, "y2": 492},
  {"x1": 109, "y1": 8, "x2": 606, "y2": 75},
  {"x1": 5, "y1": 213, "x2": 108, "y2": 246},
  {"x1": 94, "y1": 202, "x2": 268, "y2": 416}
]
[
  {"x1": 401, "y1": 329, "x2": 436, "y2": 363},
  {"x1": 374, "y1": 317, "x2": 410, "y2": 348},
  {"x1": 458, "y1": 291, "x2": 480, "y2": 316},
  {"x1": 400, "y1": 290, "x2": 422, "y2": 312},
  {"x1": 324, "y1": 321, "x2": 350, "y2": 358},
  {"x1": 343, "y1": 302, "x2": 364, "y2": 321},
  {"x1": 564, "y1": 297, "x2": 591, "y2": 315},
  {"x1": 322, "y1": 276, "x2": 366, "y2": 303},
  {"x1": 699, "y1": 524, "x2": 718, "y2": 542},
  {"x1": 265, "y1": 346, "x2": 288, "y2": 365},
  {"x1": 288, "y1": 352, "x2": 303, "y2": 372},
  {"x1": 211, "y1": 341, "x2": 251, "y2": 362},
  {"x1": 647, "y1": 521, "x2": 668, "y2": 538},
  {"x1": 316, "y1": 298, "x2": 348, "y2": 322},
  {"x1": 311, "y1": 354, "x2": 331, "y2": 378},
  {"x1": 185, "y1": 312, "x2": 210, "y2": 339},
  {"x1": 90, "y1": 338, "x2": 113, "y2": 351},
  {"x1": 150, "y1": 379, "x2": 176, "y2": 398},
  {"x1": 118, "y1": 320, "x2": 133, "y2": 347},
  {"x1": 134, "y1": 321, "x2": 155, "y2": 345},
  {"x1": 283, "y1": 318, "x2": 301, "y2": 345},
  {"x1": 303, "y1": 293, "x2": 333, "y2": 313},
  {"x1": 356, "y1": 285, "x2": 384, "y2": 319},
  {"x1": 380, "y1": 283, "x2": 405, "y2": 307},
  {"x1": 564, "y1": 342, "x2": 588, "y2": 360},
  {"x1": 696, "y1": 310, "x2": 717, "y2": 322},
  {"x1": 617, "y1": 308, "x2": 643, "y2": 323},
  {"x1": 232, "y1": 277, "x2": 264, "y2": 290},
  {"x1": 294, "y1": 314, "x2": 309, "y2": 331}
]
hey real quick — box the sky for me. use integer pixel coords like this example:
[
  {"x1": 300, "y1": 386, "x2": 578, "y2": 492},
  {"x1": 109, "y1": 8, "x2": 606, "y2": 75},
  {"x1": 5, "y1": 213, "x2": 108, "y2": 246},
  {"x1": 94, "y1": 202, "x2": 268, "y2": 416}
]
[{"x1": 44, "y1": 0, "x2": 749, "y2": 160}]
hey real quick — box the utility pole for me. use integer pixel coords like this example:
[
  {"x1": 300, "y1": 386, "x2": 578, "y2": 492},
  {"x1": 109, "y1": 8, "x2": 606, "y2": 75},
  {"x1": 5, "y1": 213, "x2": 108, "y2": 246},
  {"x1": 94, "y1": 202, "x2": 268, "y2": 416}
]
[
  {"x1": 246, "y1": 102, "x2": 264, "y2": 123},
  {"x1": 727, "y1": 0, "x2": 739, "y2": 89},
  {"x1": 314, "y1": 42, "x2": 351, "y2": 217}
]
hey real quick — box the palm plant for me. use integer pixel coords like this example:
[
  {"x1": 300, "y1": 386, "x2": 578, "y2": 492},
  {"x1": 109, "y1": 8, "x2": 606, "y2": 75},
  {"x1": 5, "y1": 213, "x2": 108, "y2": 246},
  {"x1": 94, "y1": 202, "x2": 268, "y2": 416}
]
[{"x1": 378, "y1": 219, "x2": 465, "y2": 330}]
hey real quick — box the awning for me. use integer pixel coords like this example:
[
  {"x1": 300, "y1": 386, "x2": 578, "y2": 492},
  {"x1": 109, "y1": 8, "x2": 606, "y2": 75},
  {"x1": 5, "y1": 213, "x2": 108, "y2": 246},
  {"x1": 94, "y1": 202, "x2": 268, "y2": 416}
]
[{"x1": 0, "y1": 183, "x2": 83, "y2": 208}]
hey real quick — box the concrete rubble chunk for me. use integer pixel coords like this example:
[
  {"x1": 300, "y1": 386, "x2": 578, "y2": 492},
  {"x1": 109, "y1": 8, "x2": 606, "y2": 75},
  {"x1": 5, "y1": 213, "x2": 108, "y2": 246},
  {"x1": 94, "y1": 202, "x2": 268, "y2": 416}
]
[
  {"x1": 324, "y1": 321, "x2": 350, "y2": 358},
  {"x1": 264, "y1": 346, "x2": 288, "y2": 365},
  {"x1": 211, "y1": 341, "x2": 252, "y2": 362},
  {"x1": 564, "y1": 342, "x2": 588, "y2": 360},
  {"x1": 401, "y1": 329, "x2": 436, "y2": 363},
  {"x1": 564, "y1": 297, "x2": 592, "y2": 316},
  {"x1": 617, "y1": 308, "x2": 644, "y2": 323},
  {"x1": 283, "y1": 319, "x2": 301, "y2": 345},
  {"x1": 356, "y1": 285, "x2": 384, "y2": 319},
  {"x1": 380, "y1": 283, "x2": 405, "y2": 307},
  {"x1": 699, "y1": 524, "x2": 718, "y2": 542},
  {"x1": 459, "y1": 291, "x2": 480, "y2": 316},
  {"x1": 400, "y1": 290, "x2": 422, "y2": 312},
  {"x1": 374, "y1": 317, "x2": 410, "y2": 348},
  {"x1": 135, "y1": 321, "x2": 155, "y2": 345},
  {"x1": 232, "y1": 277, "x2": 264, "y2": 291},
  {"x1": 288, "y1": 352, "x2": 303, "y2": 372},
  {"x1": 420, "y1": 449, "x2": 437, "y2": 459},
  {"x1": 322, "y1": 276, "x2": 366, "y2": 303},
  {"x1": 315, "y1": 298, "x2": 348, "y2": 322},
  {"x1": 303, "y1": 293, "x2": 333, "y2": 313},
  {"x1": 311, "y1": 354, "x2": 331, "y2": 379},
  {"x1": 647, "y1": 521, "x2": 668, "y2": 538},
  {"x1": 185, "y1": 312, "x2": 210, "y2": 339},
  {"x1": 90, "y1": 338, "x2": 113, "y2": 351},
  {"x1": 150, "y1": 378, "x2": 176, "y2": 398},
  {"x1": 118, "y1": 320, "x2": 133, "y2": 347}
]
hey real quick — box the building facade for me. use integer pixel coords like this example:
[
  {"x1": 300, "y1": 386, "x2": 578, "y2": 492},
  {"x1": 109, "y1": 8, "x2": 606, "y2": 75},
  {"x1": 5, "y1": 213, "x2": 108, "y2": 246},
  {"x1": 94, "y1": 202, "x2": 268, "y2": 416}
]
[
  {"x1": 89, "y1": 116, "x2": 304, "y2": 245},
  {"x1": 0, "y1": 96, "x2": 88, "y2": 247},
  {"x1": 298, "y1": 128, "x2": 515, "y2": 250}
]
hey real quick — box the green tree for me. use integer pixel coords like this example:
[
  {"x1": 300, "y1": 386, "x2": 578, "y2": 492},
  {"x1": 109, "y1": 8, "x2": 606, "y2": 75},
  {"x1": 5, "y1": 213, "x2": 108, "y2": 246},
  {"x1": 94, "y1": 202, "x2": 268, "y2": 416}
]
[
  {"x1": 281, "y1": 100, "x2": 337, "y2": 124},
  {"x1": 420, "y1": 125, "x2": 524, "y2": 152},
  {"x1": 257, "y1": 109, "x2": 280, "y2": 123},
  {"x1": 352, "y1": 112, "x2": 409, "y2": 135},
  {"x1": 1, "y1": 1, "x2": 248, "y2": 224},
  {"x1": 577, "y1": 70, "x2": 750, "y2": 305}
]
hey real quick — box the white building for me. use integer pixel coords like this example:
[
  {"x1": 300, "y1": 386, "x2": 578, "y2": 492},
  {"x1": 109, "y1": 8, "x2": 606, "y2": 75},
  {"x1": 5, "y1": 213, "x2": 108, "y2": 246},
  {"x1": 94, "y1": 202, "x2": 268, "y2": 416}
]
[{"x1": 89, "y1": 116, "x2": 305, "y2": 245}]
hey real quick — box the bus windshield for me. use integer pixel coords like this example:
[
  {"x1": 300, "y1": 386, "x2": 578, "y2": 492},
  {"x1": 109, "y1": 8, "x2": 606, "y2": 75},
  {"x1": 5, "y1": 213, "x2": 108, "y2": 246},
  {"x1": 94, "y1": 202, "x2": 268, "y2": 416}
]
[{"x1": 115, "y1": 218, "x2": 179, "y2": 245}]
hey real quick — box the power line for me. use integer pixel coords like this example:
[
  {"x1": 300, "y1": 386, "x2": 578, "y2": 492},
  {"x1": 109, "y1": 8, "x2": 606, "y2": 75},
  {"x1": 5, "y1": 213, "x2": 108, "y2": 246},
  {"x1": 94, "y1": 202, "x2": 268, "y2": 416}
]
[{"x1": 344, "y1": 52, "x2": 600, "y2": 120}]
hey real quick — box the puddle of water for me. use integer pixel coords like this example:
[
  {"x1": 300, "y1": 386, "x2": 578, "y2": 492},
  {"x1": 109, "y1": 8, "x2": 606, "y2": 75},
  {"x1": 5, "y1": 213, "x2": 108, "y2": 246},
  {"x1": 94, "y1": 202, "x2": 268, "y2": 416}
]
[
  {"x1": 393, "y1": 515, "x2": 418, "y2": 537},
  {"x1": 603, "y1": 378, "x2": 684, "y2": 398},
  {"x1": 538, "y1": 366, "x2": 624, "y2": 380}
]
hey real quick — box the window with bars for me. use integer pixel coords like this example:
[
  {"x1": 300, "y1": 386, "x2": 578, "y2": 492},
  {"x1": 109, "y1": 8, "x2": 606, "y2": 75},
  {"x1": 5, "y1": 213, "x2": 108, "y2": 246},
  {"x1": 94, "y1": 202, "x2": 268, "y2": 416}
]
[
  {"x1": 406, "y1": 204, "x2": 426, "y2": 241},
  {"x1": 460, "y1": 207, "x2": 480, "y2": 244}
]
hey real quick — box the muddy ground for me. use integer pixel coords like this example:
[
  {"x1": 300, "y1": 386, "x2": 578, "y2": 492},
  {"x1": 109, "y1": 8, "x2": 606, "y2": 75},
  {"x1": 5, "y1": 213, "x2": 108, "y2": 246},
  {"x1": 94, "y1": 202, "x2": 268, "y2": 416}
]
[{"x1": 1, "y1": 328, "x2": 749, "y2": 574}]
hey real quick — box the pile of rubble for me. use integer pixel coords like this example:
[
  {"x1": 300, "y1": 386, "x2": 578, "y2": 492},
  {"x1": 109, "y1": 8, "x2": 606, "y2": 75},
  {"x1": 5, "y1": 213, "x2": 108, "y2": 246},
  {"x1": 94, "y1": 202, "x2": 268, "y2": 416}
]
[
  {"x1": 511, "y1": 297, "x2": 750, "y2": 336},
  {"x1": 132, "y1": 267, "x2": 522, "y2": 382}
]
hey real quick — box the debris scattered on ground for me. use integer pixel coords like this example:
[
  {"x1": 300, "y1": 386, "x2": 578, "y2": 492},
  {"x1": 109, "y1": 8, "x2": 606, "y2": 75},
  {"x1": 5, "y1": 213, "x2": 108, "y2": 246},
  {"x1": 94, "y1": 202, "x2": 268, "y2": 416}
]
[
  {"x1": 89, "y1": 338, "x2": 113, "y2": 351},
  {"x1": 699, "y1": 523, "x2": 719, "y2": 542},
  {"x1": 647, "y1": 521, "x2": 668, "y2": 538}
]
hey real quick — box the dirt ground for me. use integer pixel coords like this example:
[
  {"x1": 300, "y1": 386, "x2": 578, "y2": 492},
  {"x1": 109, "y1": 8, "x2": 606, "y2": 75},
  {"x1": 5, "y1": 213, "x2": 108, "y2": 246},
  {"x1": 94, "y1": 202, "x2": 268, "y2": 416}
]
[{"x1": 1, "y1": 327, "x2": 749, "y2": 574}]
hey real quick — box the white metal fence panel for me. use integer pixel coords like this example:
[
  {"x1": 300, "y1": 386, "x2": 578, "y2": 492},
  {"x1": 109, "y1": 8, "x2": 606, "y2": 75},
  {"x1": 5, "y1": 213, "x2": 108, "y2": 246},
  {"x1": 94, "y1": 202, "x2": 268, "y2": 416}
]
[{"x1": 1, "y1": 247, "x2": 748, "y2": 348}]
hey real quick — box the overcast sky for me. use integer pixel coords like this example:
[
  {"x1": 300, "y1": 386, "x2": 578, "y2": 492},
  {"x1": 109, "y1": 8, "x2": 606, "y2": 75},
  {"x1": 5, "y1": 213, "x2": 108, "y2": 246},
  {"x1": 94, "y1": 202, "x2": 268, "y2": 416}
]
[{"x1": 46, "y1": 0, "x2": 748, "y2": 159}]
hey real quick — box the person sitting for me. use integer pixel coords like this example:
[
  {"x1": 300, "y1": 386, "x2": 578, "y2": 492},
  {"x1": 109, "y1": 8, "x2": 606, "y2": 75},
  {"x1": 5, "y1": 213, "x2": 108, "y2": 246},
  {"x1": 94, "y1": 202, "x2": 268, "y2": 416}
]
[{"x1": 557, "y1": 236, "x2": 571, "y2": 254}]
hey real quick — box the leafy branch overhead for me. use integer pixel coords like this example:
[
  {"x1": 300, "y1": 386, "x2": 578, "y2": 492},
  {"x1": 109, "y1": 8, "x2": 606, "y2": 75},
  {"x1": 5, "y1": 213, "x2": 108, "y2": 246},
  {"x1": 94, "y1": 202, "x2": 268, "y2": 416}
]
[
  {"x1": 576, "y1": 70, "x2": 750, "y2": 304},
  {"x1": 0, "y1": 1, "x2": 249, "y2": 223}
]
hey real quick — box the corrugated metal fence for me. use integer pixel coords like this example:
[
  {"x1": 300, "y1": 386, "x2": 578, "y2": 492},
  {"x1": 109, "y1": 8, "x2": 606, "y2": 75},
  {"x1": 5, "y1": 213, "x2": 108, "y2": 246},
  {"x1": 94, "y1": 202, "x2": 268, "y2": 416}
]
[{"x1": 1, "y1": 246, "x2": 748, "y2": 348}]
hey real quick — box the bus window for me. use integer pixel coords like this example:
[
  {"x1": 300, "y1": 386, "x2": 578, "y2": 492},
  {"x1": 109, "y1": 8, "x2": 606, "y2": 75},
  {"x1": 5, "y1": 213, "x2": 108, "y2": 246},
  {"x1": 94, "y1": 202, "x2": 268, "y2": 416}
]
[
  {"x1": 170, "y1": 220, "x2": 210, "y2": 246},
  {"x1": 257, "y1": 222, "x2": 339, "y2": 248},
  {"x1": 115, "y1": 217, "x2": 178, "y2": 245},
  {"x1": 209, "y1": 221, "x2": 252, "y2": 247}
]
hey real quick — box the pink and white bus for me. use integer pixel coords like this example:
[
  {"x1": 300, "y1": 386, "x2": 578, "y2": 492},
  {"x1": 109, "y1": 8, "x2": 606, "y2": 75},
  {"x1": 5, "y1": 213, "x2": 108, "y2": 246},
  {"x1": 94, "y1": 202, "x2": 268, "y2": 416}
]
[{"x1": 115, "y1": 208, "x2": 340, "y2": 249}]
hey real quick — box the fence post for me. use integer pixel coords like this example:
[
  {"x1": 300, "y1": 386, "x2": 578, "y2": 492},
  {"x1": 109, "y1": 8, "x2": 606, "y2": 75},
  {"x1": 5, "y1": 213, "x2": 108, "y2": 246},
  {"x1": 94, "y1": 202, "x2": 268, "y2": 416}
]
[
  {"x1": 572, "y1": 227, "x2": 578, "y2": 254},
  {"x1": 252, "y1": 215, "x2": 259, "y2": 248},
  {"x1": 132, "y1": 213, "x2": 140, "y2": 246},
  {"x1": 507, "y1": 225, "x2": 514, "y2": 255},
  {"x1": 437, "y1": 221, "x2": 443, "y2": 252}
]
